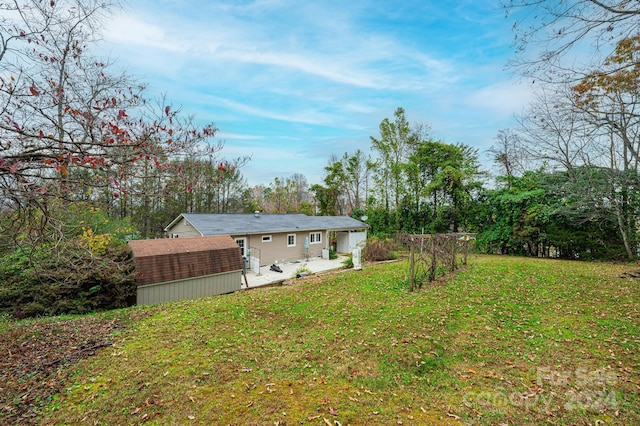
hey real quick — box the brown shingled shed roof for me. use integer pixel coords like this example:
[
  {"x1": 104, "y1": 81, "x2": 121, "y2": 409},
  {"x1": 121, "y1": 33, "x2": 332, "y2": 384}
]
[{"x1": 129, "y1": 235, "x2": 243, "y2": 287}]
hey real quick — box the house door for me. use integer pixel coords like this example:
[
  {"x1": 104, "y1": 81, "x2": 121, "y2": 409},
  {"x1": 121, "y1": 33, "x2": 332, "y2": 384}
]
[{"x1": 235, "y1": 237, "x2": 247, "y2": 257}]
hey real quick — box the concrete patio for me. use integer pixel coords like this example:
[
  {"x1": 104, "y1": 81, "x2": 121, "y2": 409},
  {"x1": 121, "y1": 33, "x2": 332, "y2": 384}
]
[{"x1": 242, "y1": 255, "x2": 348, "y2": 289}]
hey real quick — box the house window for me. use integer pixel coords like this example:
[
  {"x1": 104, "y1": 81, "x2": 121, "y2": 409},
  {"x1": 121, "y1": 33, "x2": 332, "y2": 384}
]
[
  {"x1": 309, "y1": 232, "x2": 322, "y2": 244},
  {"x1": 287, "y1": 234, "x2": 296, "y2": 247},
  {"x1": 262, "y1": 235, "x2": 272, "y2": 243},
  {"x1": 235, "y1": 237, "x2": 246, "y2": 256}
]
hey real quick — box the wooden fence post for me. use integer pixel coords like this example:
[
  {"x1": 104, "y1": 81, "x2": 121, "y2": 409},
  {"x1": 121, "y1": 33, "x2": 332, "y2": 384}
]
[{"x1": 409, "y1": 240, "x2": 415, "y2": 291}]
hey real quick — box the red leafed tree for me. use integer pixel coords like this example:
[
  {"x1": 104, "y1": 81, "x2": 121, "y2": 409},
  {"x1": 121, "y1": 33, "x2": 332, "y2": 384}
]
[{"x1": 0, "y1": 0, "x2": 220, "y2": 247}]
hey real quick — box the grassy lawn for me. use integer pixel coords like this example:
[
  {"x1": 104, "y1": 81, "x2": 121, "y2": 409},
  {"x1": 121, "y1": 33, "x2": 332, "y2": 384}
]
[{"x1": 13, "y1": 255, "x2": 640, "y2": 424}]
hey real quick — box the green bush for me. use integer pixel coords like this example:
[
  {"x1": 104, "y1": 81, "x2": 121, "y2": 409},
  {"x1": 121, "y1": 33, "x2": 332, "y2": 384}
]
[
  {"x1": 342, "y1": 255, "x2": 354, "y2": 269},
  {"x1": 328, "y1": 248, "x2": 338, "y2": 260},
  {"x1": 293, "y1": 267, "x2": 312, "y2": 278}
]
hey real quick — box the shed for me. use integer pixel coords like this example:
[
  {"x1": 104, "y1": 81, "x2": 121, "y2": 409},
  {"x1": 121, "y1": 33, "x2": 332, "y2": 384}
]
[{"x1": 129, "y1": 235, "x2": 243, "y2": 305}]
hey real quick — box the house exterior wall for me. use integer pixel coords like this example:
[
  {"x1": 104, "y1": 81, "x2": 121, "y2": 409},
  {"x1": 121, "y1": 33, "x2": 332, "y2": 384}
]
[
  {"x1": 137, "y1": 270, "x2": 241, "y2": 305},
  {"x1": 234, "y1": 230, "x2": 327, "y2": 265},
  {"x1": 336, "y1": 230, "x2": 367, "y2": 253},
  {"x1": 168, "y1": 217, "x2": 201, "y2": 238}
]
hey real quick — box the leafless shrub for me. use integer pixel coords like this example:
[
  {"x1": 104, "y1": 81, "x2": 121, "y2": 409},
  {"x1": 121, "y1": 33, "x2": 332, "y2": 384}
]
[{"x1": 363, "y1": 237, "x2": 397, "y2": 262}]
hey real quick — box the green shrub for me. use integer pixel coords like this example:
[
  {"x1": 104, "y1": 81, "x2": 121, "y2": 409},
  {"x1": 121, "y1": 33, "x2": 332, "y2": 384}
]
[
  {"x1": 342, "y1": 255, "x2": 354, "y2": 269},
  {"x1": 21, "y1": 302, "x2": 47, "y2": 318},
  {"x1": 328, "y1": 248, "x2": 338, "y2": 260},
  {"x1": 293, "y1": 267, "x2": 312, "y2": 278}
]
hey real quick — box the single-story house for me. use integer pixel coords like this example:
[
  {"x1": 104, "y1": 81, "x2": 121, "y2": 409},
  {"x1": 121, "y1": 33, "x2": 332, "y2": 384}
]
[
  {"x1": 129, "y1": 235, "x2": 243, "y2": 305},
  {"x1": 164, "y1": 213, "x2": 368, "y2": 269}
]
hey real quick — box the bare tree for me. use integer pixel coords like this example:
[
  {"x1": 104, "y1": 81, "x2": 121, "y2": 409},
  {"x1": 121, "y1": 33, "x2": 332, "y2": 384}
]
[
  {"x1": 515, "y1": 81, "x2": 639, "y2": 259},
  {"x1": 0, "y1": 1, "x2": 220, "y2": 247},
  {"x1": 505, "y1": 0, "x2": 640, "y2": 81},
  {"x1": 516, "y1": 87, "x2": 596, "y2": 177},
  {"x1": 488, "y1": 129, "x2": 528, "y2": 178}
]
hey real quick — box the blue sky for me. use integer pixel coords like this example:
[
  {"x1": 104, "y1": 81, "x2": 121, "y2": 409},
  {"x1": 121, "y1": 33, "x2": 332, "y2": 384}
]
[{"x1": 101, "y1": 0, "x2": 532, "y2": 186}]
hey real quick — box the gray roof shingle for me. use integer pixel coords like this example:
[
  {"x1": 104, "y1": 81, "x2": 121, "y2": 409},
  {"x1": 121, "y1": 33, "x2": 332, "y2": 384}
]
[{"x1": 169, "y1": 213, "x2": 368, "y2": 236}]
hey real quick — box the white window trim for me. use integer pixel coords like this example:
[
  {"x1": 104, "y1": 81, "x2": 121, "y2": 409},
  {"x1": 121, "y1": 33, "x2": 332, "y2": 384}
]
[
  {"x1": 235, "y1": 237, "x2": 247, "y2": 256},
  {"x1": 262, "y1": 235, "x2": 272, "y2": 243},
  {"x1": 309, "y1": 232, "x2": 322, "y2": 244},
  {"x1": 287, "y1": 233, "x2": 296, "y2": 247}
]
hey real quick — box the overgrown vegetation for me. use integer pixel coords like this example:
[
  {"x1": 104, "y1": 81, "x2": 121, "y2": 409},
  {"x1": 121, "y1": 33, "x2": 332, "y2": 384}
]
[
  {"x1": 1, "y1": 255, "x2": 632, "y2": 425},
  {"x1": 363, "y1": 236, "x2": 399, "y2": 261},
  {"x1": 0, "y1": 205, "x2": 137, "y2": 318},
  {"x1": 477, "y1": 170, "x2": 633, "y2": 260}
]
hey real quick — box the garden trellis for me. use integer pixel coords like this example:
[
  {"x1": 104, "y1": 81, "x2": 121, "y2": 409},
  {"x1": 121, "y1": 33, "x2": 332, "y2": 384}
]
[{"x1": 399, "y1": 233, "x2": 476, "y2": 291}]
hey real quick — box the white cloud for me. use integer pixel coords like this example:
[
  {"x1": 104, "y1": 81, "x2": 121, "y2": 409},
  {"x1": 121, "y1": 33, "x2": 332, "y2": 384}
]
[
  {"x1": 103, "y1": 4, "x2": 453, "y2": 92},
  {"x1": 216, "y1": 132, "x2": 265, "y2": 141},
  {"x1": 103, "y1": 13, "x2": 190, "y2": 53},
  {"x1": 93, "y1": 0, "x2": 526, "y2": 185},
  {"x1": 207, "y1": 96, "x2": 338, "y2": 126},
  {"x1": 465, "y1": 81, "x2": 534, "y2": 119}
]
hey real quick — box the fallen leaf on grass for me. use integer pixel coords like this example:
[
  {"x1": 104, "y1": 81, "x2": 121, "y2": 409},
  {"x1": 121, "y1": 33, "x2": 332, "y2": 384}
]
[
  {"x1": 131, "y1": 398, "x2": 152, "y2": 415},
  {"x1": 446, "y1": 412, "x2": 460, "y2": 420}
]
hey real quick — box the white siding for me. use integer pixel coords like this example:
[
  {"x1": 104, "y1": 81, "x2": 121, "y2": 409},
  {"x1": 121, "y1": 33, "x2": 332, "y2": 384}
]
[{"x1": 336, "y1": 230, "x2": 367, "y2": 253}]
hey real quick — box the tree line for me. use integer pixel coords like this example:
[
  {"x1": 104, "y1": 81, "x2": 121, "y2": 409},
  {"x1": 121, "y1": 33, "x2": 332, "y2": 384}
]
[{"x1": 313, "y1": 0, "x2": 640, "y2": 260}]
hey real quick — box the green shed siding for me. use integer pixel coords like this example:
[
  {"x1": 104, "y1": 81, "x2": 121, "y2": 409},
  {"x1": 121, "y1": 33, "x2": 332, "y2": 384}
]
[{"x1": 137, "y1": 270, "x2": 241, "y2": 305}]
